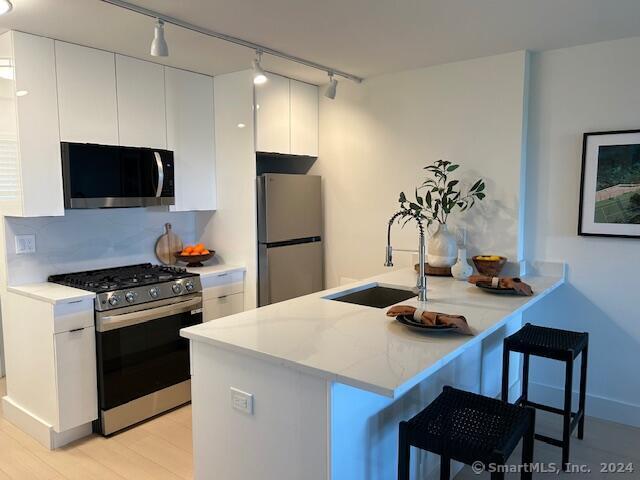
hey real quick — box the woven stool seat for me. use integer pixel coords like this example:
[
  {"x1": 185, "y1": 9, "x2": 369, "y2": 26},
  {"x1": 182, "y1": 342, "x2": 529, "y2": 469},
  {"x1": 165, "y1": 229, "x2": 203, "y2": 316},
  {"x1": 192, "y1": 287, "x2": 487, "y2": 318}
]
[
  {"x1": 405, "y1": 387, "x2": 533, "y2": 466},
  {"x1": 505, "y1": 323, "x2": 588, "y2": 360}
]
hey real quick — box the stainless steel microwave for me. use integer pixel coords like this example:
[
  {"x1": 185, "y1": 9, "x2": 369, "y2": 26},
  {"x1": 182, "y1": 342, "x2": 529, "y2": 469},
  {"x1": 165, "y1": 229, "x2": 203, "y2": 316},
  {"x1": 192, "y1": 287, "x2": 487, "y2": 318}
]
[{"x1": 61, "y1": 142, "x2": 175, "y2": 209}]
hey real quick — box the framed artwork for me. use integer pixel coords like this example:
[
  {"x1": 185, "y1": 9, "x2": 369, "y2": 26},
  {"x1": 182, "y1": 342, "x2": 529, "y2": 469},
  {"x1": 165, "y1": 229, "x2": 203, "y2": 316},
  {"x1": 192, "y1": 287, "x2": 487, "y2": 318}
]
[{"x1": 579, "y1": 130, "x2": 640, "y2": 238}]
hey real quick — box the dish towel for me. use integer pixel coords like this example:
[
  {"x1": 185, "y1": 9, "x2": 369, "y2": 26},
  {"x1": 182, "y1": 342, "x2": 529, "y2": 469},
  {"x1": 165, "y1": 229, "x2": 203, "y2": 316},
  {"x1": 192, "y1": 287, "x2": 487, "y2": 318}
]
[
  {"x1": 468, "y1": 275, "x2": 534, "y2": 296},
  {"x1": 386, "y1": 305, "x2": 473, "y2": 335}
]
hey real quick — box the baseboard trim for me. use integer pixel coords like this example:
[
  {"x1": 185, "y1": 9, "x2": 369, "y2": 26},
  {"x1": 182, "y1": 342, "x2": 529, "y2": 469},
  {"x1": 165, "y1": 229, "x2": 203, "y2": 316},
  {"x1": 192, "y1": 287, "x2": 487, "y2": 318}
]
[
  {"x1": 2, "y1": 395, "x2": 92, "y2": 449},
  {"x1": 528, "y1": 382, "x2": 640, "y2": 428}
]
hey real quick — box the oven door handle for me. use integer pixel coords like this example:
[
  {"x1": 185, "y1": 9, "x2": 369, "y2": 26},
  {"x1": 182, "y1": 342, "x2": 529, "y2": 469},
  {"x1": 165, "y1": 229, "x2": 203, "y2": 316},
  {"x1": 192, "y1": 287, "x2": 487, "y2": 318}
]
[{"x1": 97, "y1": 297, "x2": 202, "y2": 332}]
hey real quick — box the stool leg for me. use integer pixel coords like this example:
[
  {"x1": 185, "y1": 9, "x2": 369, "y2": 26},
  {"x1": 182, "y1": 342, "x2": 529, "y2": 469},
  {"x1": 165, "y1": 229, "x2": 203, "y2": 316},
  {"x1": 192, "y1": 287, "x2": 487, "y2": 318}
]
[
  {"x1": 578, "y1": 345, "x2": 588, "y2": 440},
  {"x1": 440, "y1": 456, "x2": 450, "y2": 480},
  {"x1": 521, "y1": 408, "x2": 535, "y2": 480},
  {"x1": 398, "y1": 422, "x2": 410, "y2": 480},
  {"x1": 562, "y1": 358, "x2": 574, "y2": 471},
  {"x1": 501, "y1": 344, "x2": 510, "y2": 402},
  {"x1": 521, "y1": 353, "x2": 530, "y2": 404}
]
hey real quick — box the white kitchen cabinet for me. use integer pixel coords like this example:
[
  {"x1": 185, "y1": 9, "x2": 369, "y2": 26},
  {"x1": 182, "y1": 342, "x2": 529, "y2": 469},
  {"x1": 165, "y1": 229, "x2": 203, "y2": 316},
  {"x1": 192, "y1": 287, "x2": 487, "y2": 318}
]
[
  {"x1": 0, "y1": 31, "x2": 64, "y2": 217},
  {"x1": 254, "y1": 74, "x2": 319, "y2": 156},
  {"x1": 55, "y1": 41, "x2": 119, "y2": 145},
  {"x1": 116, "y1": 55, "x2": 166, "y2": 149},
  {"x1": 203, "y1": 293, "x2": 244, "y2": 322},
  {"x1": 255, "y1": 73, "x2": 291, "y2": 154},
  {"x1": 166, "y1": 67, "x2": 217, "y2": 211},
  {"x1": 1, "y1": 291, "x2": 97, "y2": 448},
  {"x1": 198, "y1": 269, "x2": 246, "y2": 322},
  {"x1": 54, "y1": 326, "x2": 98, "y2": 432},
  {"x1": 290, "y1": 80, "x2": 319, "y2": 156}
]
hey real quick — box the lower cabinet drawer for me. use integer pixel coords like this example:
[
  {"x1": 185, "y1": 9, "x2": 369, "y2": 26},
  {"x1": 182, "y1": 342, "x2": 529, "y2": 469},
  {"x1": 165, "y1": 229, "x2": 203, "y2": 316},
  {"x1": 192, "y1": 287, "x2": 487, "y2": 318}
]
[
  {"x1": 203, "y1": 292, "x2": 244, "y2": 322},
  {"x1": 54, "y1": 326, "x2": 98, "y2": 432}
]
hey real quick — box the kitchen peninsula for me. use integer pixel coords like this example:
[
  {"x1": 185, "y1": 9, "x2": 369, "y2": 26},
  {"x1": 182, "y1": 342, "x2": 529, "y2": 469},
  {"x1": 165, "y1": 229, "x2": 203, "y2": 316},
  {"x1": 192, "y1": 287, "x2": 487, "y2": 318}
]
[{"x1": 181, "y1": 262, "x2": 565, "y2": 480}]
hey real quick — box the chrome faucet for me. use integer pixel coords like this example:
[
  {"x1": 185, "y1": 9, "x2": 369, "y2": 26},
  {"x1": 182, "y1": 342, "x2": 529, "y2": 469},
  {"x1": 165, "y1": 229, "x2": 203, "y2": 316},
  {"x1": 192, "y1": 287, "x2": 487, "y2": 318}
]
[{"x1": 385, "y1": 210, "x2": 427, "y2": 303}]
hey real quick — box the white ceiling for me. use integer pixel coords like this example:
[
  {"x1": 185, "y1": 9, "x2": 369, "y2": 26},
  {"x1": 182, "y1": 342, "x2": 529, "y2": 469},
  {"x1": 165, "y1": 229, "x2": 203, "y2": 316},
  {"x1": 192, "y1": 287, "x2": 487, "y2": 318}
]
[{"x1": 2, "y1": 0, "x2": 640, "y2": 85}]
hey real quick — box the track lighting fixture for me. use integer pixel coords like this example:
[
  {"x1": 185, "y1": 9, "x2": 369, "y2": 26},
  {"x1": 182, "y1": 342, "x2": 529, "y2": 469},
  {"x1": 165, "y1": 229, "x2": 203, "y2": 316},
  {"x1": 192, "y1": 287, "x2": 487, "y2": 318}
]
[
  {"x1": 150, "y1": 19, "x2": 169, "y2": 57},
  {"x1": 252, "y1": 51, "x2": 268, "y2": 85},
  {"x1": 0, "y1": 0, "x2": 13, "y2": 16},
  {"x1": 324, "y1": 73, "x2": 338, "y2": 99},
  {"x1": 101, "y1": 0, "x2": 363, "y2": 84}
]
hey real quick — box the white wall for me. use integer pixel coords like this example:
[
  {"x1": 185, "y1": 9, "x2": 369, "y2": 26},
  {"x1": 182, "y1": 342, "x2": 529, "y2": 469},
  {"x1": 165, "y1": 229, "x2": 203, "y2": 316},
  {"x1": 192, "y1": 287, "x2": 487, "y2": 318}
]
[
  {"x1": 523, "y1": 37, "x2": 640, "y2": 426},
  {"x1": 4, "y1": 209, "x2": 197, "y2": 285},
  {"x1": 312, "y1": 51, "x2": 529, "y2": 288},
  {"x1": 198, "y1": 70, "x2": 258, "y2": 309}
]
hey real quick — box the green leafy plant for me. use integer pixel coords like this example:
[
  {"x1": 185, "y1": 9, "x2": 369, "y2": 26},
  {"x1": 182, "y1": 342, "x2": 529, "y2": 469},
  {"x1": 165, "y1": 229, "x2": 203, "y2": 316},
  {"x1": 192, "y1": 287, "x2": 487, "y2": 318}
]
[{"x1": 397, "y1": 160, "x2": 486, "y2": 226}]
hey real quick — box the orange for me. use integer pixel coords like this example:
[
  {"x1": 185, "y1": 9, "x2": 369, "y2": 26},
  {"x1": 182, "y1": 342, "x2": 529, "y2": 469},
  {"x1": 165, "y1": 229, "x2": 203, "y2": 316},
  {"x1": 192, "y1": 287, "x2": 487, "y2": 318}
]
[
  {"x1": 201, "y1": 249, "x2": 210, "y2": 255},
  {"x1": 184, "y1": 246, "x2": 194, "y2": 253}
]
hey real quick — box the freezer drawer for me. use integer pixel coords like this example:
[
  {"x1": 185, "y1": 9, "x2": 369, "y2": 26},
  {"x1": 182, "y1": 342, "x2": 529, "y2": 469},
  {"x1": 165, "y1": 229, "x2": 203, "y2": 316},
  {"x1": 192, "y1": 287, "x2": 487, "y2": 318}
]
[
  {"x1": 259, "y1": 241, "x2": 324, "y2": 306},
  {"x1": 257, "y1": 174, "x2": 322, "y2": 243}
]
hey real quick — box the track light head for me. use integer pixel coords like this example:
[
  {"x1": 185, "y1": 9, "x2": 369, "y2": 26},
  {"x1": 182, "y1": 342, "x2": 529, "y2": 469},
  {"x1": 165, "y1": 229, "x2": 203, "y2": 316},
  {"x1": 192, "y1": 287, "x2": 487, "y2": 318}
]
[
  {"x1": 324, "y1": 73, "x2": 338, "y2": 99},
  {"x1": 150, "y1": 19, "x2": 169, "y2": 57},
  {"x1": 253, "y1": 51, "x2": 268, "y2": 85},
  {"x1": 0, "y1": 0, "x2": 12, "y2": 16}
]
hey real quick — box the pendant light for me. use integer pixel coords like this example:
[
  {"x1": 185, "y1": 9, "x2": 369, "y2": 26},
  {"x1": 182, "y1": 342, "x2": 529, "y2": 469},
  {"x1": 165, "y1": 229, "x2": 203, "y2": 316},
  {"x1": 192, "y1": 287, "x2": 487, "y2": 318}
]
[
  {"x1": 252, "y1": 51, "x2": 268, "y2": 85},
  {"x1": 324, "y1": 72, "x2": 338, "y2": 99},
  {"x1": 150, "y1": 19, "x2": 169, "y2": 57}
]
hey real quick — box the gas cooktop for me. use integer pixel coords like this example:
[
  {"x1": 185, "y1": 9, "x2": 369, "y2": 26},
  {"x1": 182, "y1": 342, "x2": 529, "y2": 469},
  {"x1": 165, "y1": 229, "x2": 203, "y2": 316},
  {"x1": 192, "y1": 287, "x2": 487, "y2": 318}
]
[{"x1": 49, "y1": 263, "x2": 202, "y2": 311}]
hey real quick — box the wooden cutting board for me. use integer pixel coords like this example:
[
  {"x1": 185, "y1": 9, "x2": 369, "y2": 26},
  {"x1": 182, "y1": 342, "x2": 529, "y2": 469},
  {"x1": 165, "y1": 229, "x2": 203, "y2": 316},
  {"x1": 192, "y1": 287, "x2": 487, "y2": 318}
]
[{"x1": 155, "y1": 223, "x2": 183, "y2": 265}]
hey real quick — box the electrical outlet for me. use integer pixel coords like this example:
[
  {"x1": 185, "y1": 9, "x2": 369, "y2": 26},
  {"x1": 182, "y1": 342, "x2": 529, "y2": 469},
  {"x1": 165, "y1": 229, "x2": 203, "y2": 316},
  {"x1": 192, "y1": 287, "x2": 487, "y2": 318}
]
[
  {"x1": 230, "y1": 387, "x2": 253, "y2": 415},
  {"x1": 15, "y1": 234, "x2": 36, "y2": 254}
]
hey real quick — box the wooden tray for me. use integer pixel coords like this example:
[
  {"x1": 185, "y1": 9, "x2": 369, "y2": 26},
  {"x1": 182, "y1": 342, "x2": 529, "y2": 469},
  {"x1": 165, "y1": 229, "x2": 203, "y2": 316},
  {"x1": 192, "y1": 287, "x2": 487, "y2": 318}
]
[{"x1": 414, "y1": 263, "x2": 452, "y2": 277}]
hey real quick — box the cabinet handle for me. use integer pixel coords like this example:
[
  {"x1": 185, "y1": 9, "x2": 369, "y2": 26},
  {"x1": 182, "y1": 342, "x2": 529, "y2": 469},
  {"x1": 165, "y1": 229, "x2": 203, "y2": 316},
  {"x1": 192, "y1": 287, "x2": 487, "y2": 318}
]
[
  {"x1": 217, "y1": 273, "x2": 229, "y2": 278},
  {"x1": 68, "y1": 327, "x2": 84, "y2": 333},
  {"x1": 218, "y1": 295, "x2": 228, "y2": 300}
]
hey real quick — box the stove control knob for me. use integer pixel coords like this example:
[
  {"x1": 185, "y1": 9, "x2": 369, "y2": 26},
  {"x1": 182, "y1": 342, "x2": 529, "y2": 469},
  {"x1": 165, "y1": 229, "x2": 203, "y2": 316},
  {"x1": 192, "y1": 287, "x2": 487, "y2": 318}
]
[
  {"x1": 108, "y1": 296, "x2": 119, "y2": 306},
  {"x1": 125, "y1": 291, "x2": 136, "y2": 303},
  {"x1": 172, "y1": 283, "x2": 182, "y2": 294},
  {"x1": 185, "y1": 281, "x2": 194, "y2": 292},
  {"x1": 149, "y1": 287, "x2": 159, "y2": 298}
]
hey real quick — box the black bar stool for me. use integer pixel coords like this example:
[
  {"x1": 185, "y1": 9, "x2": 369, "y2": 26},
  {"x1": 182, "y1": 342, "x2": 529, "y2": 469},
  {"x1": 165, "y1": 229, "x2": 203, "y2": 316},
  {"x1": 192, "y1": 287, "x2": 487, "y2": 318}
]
[
  {"x1": 398, "y1": 386, "x2": 535, "y2": 480},
  {"x1": 502, "y1": 323, "x2": 588, "y2": 470}
]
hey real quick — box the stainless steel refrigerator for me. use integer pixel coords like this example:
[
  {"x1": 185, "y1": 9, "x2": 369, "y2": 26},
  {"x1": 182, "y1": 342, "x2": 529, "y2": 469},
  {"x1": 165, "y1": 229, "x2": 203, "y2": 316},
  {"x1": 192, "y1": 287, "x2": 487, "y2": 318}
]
[{"x1": 257, "y1": 173, "x2": 324, "y2": 306}]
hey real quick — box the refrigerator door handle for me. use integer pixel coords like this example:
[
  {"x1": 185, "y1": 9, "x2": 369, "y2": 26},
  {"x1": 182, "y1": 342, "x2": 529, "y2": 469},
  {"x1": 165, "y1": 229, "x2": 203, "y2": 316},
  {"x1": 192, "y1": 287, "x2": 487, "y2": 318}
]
[{"x1": 258, "y1": 243, "x2": 271, "y2": 307}]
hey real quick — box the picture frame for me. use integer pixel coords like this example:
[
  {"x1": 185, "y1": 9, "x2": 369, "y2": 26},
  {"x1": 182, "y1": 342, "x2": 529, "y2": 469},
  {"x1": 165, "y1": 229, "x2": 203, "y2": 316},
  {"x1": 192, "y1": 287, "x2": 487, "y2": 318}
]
[{"x1": 578, "y1": 129, "x2": 640, "y2": 238}]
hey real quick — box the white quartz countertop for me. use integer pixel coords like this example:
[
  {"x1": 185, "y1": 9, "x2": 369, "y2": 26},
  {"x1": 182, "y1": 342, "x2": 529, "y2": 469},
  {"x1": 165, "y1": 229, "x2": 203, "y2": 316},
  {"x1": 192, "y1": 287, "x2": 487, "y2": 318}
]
[
  {"x1": 7, "y1": 283, "x2": 96, "y2": 304},
  {"x1": 182, "y1": 265, "x2": 565, "y2": 398},
  {"x1": 185, "y1": 264, "x2": 245, "y2": 278},
  {"x1": 7, "y1": 264, "x2": 245, "y2": 305}
]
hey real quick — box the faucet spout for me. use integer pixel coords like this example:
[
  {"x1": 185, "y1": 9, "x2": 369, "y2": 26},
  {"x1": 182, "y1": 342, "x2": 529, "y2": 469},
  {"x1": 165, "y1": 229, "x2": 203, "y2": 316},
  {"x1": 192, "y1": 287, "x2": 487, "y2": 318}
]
[{"x1": 385, "y1": 210, "x2": 428, "y2": 303}]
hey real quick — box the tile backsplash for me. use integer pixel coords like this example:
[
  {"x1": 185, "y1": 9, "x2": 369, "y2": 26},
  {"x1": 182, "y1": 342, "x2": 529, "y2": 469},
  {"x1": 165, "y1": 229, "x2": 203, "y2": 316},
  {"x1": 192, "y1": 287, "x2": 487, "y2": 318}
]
[{"x1": 4, "y1": 208, "x2": 198, "y2": 285}]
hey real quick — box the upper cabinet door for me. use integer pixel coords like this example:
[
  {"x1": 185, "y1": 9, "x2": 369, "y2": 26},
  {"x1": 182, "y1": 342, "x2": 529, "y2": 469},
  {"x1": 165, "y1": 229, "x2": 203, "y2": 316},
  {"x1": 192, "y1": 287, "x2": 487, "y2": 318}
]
[
  {"x1": 55, "y1": 41, "x2": 119, "y2": 145},
  {"x1": 166, "y1": 67, "x2": 217, "y2": 211},
  {"x1": 116, "y1": 55, "x2": 166, "y2": 149},
  {"x1": 255, "y1": 73, "x2": 290, "y2": 154},
  {"x1": 290, "y1": 80, "x2": 319, "y2": 157}
]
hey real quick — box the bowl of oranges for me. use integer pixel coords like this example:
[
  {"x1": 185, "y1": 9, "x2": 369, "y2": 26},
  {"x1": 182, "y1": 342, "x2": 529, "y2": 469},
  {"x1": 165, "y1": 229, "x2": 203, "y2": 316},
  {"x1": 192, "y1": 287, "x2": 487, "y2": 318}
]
[
  {"x1": 472, "y1": 255, "x2": 507, "y2": 276},
  {"x1": 175, "y1": 244, "x2": 215, "y2": 267}
]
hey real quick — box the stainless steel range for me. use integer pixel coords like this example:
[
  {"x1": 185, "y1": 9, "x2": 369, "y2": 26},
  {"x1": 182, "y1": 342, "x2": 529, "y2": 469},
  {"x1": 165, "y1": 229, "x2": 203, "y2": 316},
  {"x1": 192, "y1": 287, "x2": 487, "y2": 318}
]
[{"x1": 49, "y1": 264, "x2": 203, "y2": 435}]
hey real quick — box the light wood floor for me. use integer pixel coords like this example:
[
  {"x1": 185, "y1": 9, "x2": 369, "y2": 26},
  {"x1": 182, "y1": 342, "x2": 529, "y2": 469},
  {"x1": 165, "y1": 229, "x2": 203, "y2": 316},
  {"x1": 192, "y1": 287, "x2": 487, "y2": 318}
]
[
  {"x1": 0, "y1": 377, "x2": 193, "y2": 479},
  {"x1": 1, "y1": 376, "x2": 639, "y2": 479}
]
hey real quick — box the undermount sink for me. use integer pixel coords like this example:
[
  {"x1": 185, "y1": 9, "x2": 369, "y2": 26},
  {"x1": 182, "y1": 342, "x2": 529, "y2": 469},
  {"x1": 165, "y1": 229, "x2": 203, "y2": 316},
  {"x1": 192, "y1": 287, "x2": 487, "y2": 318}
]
[{"x1": 325, "y1": 283, "x2": 417, "y2": 309}]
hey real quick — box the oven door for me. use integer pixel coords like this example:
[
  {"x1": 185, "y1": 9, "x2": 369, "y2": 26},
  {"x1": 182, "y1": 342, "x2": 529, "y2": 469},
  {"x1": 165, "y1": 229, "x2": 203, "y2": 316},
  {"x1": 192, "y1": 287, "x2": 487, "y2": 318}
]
[{"x1": 95, "y1": 294, "x2": 202, "y2": 433}]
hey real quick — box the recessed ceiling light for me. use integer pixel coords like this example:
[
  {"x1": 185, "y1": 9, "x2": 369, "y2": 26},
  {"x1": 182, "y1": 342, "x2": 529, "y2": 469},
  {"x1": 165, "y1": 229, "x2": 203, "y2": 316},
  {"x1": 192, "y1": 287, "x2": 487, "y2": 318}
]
[
  {"x1": 0, "y1": 0, "x2": 13, "y2": 16},
  {"x1": 237, "y1": 123, "x2": 246, "y2": 129},
  {"x1": 16, "y1": 90, "x2": 28, "y2": 97}
]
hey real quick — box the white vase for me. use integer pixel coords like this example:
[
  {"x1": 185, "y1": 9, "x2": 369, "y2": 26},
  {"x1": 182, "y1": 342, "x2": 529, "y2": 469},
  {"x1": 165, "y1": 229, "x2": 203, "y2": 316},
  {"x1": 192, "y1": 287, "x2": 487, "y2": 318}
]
[
  {"x1": 451, "y1": 248, "x2": 473, "y2": 281},
  {"x1": 427, "y1": 223, "x2": 457, "y2": 267}
]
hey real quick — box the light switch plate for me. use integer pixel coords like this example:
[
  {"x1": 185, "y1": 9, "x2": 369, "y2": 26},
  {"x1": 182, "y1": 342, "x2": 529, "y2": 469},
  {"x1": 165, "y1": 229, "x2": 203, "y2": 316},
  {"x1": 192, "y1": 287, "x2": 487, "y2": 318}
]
[
  {"x1": 15, "y1": 234, "x2": 36, "y2": 254},
  {"x1": 230, "y1": 387, "x2": 253, "y2": 415}
]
